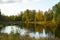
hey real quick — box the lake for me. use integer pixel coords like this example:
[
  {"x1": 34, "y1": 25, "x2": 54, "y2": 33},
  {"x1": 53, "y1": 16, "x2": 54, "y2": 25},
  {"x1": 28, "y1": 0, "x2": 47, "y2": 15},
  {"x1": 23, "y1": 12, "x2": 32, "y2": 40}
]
[{"x1": 0, "y1": 25, "x2": 52, "y2": 39}]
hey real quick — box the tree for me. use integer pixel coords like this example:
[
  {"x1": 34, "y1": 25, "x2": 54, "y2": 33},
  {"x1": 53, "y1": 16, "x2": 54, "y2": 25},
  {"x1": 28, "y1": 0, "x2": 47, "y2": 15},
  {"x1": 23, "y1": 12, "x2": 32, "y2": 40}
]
[
  {"x1": 53, "y1": 2, "x2": 60, "y2": 22},
  {"x1": 32, "y1": 10, "x2": 36, "y2": 21},
  {"x1": 15, "y1": 12, "x2": 23, "y2": 21},
  {"x1": 48, "y1": 9, "x2": 54, "y2": 21},
  {"x1": 9, "y1": 16, "x2": 15, "y2": 22},
  {"x1": 0, "y1": 9, "x2": 1, "y2": 16},
  {"x1": 44, "y1": 10, "x2": 54, "y2": 21},
  {"x1": 36, "y1": 10, "x2": 44, "y2": 21},
  {"x1": 53, "y1": 2, "x2": 60, "y2": 38},
  {"x1": 0, "y1": 9, "x2": 2, "y2": 21},
  {"x1": 44, "y1": 11, "x2": 48, "y2": 21}
]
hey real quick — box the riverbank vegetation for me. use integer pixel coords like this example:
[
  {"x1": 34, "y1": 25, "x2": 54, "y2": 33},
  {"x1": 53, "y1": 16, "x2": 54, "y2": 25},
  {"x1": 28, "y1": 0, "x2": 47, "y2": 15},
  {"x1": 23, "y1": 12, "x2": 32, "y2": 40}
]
[
  {"x1": 0, "y1": 2, "x2": 60, "y2": 40},
  {"x1": 0, "y1": 33, "x2": 54, "y2": 40}
]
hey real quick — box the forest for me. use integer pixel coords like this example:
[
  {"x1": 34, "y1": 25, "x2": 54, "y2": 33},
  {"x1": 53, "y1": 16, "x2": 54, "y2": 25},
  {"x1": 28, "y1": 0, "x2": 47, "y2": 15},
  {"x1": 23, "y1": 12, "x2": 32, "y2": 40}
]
[{"x1": 0, "y1": 2, "x2": 60, "y2": 40}]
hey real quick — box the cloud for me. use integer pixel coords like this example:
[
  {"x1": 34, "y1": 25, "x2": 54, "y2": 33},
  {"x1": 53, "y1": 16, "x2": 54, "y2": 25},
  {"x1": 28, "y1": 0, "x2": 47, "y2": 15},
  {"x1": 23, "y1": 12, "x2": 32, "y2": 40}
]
[
  {"x1": 0, "y1": 0, "x2": 40, "y2": 3},
  {"x1": 21, "y1": 0, "x2": 40, "y2": 3},
  {"x1": 0, "y1": 0, "x2": 21, "y2": 3},
  {"x1": 17, "y1": 0, "x2": 40, "y2": 2}
]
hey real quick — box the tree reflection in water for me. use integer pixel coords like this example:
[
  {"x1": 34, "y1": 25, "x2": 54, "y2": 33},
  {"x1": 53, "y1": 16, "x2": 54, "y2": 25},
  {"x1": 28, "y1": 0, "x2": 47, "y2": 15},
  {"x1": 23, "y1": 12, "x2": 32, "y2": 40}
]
[{"x1": 1, "y1": 26, "x2": 49, "y2": 39}]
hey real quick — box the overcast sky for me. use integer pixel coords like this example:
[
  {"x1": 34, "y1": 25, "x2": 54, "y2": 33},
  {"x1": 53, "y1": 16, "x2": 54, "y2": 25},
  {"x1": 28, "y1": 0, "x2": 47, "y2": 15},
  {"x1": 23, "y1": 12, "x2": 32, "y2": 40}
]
[{"x1": 0, "y1": 0, "x2": 60, "y2": 16}]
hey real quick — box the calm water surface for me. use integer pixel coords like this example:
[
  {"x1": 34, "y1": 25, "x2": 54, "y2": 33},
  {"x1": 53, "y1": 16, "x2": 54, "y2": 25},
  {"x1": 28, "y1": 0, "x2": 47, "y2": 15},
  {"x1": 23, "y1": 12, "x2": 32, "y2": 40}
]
[{"x1": 1, "y1": 25, "x2": 54, "y2": 38}]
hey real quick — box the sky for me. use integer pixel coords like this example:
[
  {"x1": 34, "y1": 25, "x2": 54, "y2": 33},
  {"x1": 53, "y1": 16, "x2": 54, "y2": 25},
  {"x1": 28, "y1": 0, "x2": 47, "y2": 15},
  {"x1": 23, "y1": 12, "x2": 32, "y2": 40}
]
[{"x1": 0, "y1": 0, "x2": 60, "y2": 16}]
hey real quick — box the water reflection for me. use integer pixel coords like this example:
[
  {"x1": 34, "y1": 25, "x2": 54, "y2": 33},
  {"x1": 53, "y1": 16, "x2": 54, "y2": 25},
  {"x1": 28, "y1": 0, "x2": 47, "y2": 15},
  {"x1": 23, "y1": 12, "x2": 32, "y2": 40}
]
[
  {"x1": 1, "y1": 26, "x2": 20, "y2": 34},
  {"x1": 20, "y1": 29, "x2": 28, "y2": 36},
  {"x1": 1, "y1": 26, "x2": 49, "y2": 38},
  {"x1": 35, "y1": 32, "x2": 40, "y2": 38},
  {"x1": 40, "y1": 29, "x2": 48, "y2": 37}
]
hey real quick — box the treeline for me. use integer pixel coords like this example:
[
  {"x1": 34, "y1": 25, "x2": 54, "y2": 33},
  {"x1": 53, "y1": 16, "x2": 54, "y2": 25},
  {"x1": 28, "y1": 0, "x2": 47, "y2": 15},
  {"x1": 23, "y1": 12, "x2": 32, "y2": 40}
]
[{"x1": 0, "y1": 2, "x2": 60, "y2": 38}]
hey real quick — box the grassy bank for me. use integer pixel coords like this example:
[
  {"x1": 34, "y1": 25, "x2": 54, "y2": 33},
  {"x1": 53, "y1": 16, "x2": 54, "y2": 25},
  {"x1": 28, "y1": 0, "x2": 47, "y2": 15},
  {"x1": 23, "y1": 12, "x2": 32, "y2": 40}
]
[{"x1": 0, "y1": 33, "x2": 60, "y2": 40}]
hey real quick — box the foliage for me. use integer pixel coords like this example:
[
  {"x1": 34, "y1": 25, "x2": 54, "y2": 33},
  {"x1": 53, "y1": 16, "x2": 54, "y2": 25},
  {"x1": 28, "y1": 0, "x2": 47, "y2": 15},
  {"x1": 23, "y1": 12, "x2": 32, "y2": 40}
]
[{"x1": 53, "y1": 2, "x2": 60, "y2": 38}]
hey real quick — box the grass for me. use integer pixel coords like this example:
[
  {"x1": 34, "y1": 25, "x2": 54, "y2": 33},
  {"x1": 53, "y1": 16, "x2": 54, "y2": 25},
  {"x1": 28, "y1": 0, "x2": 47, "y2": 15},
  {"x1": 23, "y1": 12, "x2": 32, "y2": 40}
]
[{"x1": 0, "y1": 33, "x2": 59, "y2": 40}]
